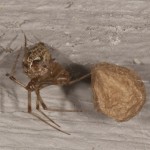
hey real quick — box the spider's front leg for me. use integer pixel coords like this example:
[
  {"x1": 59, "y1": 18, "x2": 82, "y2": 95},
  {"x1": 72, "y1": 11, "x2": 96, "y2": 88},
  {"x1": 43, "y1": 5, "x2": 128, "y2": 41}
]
[
  {"x1": 26, "y1": 80, "x2": 48, "y2": 111},
  {"x1": 8, "y1": 77, "x2": 35, "y2": 113},
  {"x1": 8, "y1": 75, "x2": 26, "y2": 89},
  {"x1": 8, "y1": 75, "x2": 33, "y2": 113}
]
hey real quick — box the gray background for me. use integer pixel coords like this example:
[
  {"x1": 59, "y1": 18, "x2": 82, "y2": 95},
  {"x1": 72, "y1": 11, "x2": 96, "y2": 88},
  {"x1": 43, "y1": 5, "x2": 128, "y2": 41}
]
[{"x1": 0, "y1": 0, "x2": 150, "y2": 150}]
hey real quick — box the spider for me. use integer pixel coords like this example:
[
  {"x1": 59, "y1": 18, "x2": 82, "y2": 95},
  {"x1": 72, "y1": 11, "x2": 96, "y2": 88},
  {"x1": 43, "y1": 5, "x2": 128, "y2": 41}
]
[{"x1": 6, "y1": 34, "x2": 90, "y2": 135}]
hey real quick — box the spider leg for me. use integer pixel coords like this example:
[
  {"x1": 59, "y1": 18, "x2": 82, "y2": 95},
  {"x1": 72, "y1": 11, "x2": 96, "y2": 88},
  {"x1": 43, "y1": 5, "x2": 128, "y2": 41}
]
[
  {"x1": 6, "y1": 49, "x2": 26, "y2": 89},
  {"x1": 35, "y1": 90, "x2": 40, "y2": 110},
  {"x1": 68, "y1": 73, "x2": 91, "y2": 85},
  {"x1": 9, "y1": 76, "x2": 26, "y2": 88},
  {"x1": 38, "y1": 109, "x2": 61, "y2": 128},
  {"x1": 46, "y1": 108, "x2": 82, "y2": 112},
  {"x1": 35, "y1": 89, "x2": 60, "y2": 127},
  {"x1": 43, "y1": 73, "x2": 91, "y2": 112},
  {"x1": 31, "y1": 112, "x2": 70, "y2": 135},
  {"x1": 36, "y1": 87, "x2": 82, "y2": 112},
  {"x1": 35, "y1": 89, "x2": 48, "y2": 110},
  {"x1": 7, "y1": 48, "x2": 32, "y2": 113},
  {"x1": 39, "y1": 72, "x2": 90, "y2": 88},
  {"x1": 36, "y1": 73, "x2": 91, "y2": 112},
  {"x1": 28, "y1": 91, "x2": 32, "y2": 113}
]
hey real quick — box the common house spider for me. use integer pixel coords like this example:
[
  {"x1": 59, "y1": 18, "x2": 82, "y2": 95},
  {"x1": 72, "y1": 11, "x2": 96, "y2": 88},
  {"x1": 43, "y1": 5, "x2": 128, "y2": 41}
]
[{"x1": 7, "y1": 34, "x2": 90, "y2": 135}]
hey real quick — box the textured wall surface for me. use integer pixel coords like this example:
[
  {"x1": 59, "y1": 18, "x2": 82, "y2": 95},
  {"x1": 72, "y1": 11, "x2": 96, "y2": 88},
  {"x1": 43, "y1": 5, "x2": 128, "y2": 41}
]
[{"x1": 0, "y1": 0, "x2": 150, "y2": 150}]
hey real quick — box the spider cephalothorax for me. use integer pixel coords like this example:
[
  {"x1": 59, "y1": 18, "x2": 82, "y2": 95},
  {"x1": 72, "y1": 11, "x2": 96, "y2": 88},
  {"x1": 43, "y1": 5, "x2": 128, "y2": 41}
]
[
  {"x1": 22, "y1": 42, "x2": 71, "y2": 89},
  {"x1": 22, "y1": 42, "x2": 52, "y2": 79}
]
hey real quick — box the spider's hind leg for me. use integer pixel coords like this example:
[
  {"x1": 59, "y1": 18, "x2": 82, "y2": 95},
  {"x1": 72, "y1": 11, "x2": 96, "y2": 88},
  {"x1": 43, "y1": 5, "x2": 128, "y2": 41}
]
[
  {"x1": 35, "y1": 89, "x2": 48, "y2": 110},
  {"x1": 68, "y1": 73, "x2": 91, "y2": 85},
  {"x1": 35, "y1": 88, "x2": 60, "y2": 128}
]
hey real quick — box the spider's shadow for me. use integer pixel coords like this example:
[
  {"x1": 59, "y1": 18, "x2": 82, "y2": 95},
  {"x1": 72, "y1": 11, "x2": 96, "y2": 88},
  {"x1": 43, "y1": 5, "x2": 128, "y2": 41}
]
[
  {"x1": 48, "y1": 45, "x2": 94, "y2": 112},
  {"x1": 48, "y1": 45, "x2": 107, "y2": 120},
  {"x1": 63, "y1": 63, "x2": 91, "y2": 110}
]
